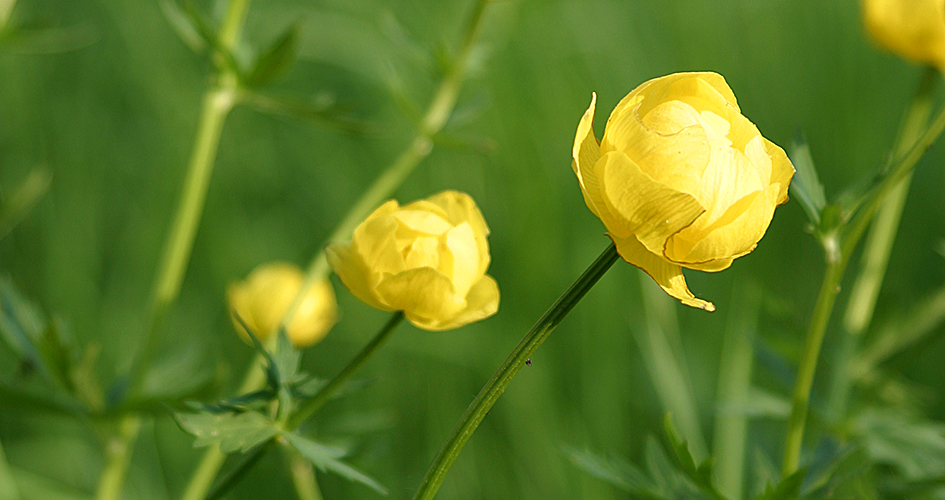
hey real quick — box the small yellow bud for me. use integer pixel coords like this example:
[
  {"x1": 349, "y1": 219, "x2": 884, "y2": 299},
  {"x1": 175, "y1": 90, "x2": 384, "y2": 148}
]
[
  {"x1": 326, "y1": 190, "x2": 499, "y2": 331},
  {"x1": 862, "y1": 0, "x2": 945, "y2": 69},
  {"x1": 572, "y1": 73, "x2": 794, "y2": 311},
  {"x1": 227, "y1": 262, "x2": 337, "y2": 347}
]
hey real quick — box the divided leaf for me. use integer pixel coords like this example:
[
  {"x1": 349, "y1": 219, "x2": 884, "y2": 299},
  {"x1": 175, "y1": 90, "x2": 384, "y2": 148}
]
[
  {"x1": 173, "y1": 410, "x2": 277, "y2": 453},
  {"x1": 283, "y1": 432, "x2": 387, "y2": 495}
]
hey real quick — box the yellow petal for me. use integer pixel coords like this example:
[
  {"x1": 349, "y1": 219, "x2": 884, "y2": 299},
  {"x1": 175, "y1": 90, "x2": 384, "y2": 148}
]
[
  {"x1": 375, "y1": 267, "x2": 458, "y2": 325},
  {"x1": 597, "y1": 150, "x2": 705, "y2": 250},
  {"x1": 394, "y1": 208, "x2": 453, "y2": 236},
  {"x1": 572, "y1": 93, "x2": 608, "y2": 219},
  {"x1": 326, "y1": 242, "x2": 391, "y2": 311},
  {"x1": 427, "y1": 190, "x2": 491, "y2": 276},
  {"x1": 862, "y1": 0, "x2": 945, "y2": 68},
  {"x1": 352, "y1": 213, "x2": 406, "y2": 276},
  {"x1": 413, "y1": 274, "x2": 499, "y2": 331},
  {"x1": 609, "y1": 232, "x2": 715, "y2": 311},
  {"x1": 444, "y1": 222, "x2": 480, "y2": 299},
  {"x1": 286, "y1": 278, "x2": 338, "y2": 347},
  {"x1": 669, "y1": 184, "x2": 780, "y2": 265},
  {"x1": 764, "y1": 137, "x2": 795, "y2": 205}
]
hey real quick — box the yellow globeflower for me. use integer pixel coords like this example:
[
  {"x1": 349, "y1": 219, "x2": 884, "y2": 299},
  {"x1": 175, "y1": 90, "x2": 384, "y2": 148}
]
[
  {"x1": 862, "y1": 0, "x2": 945, "y2": 69},
  {"x1": 327, "y1": 190, "x2": 499, "y2": 331},
  {"x1": 228, "y1": 262, "x2": 337, "y2": 348},
  {"x1": 572, "y1": 72, "x2": 794, "y2": 311}
]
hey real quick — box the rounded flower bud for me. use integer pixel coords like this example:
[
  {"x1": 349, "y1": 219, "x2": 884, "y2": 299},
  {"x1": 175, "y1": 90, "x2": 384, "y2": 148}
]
[
  {"x1": 326, "y1": 190, "x2": 499, "y2": 331},
  {"x1": 862, "y1": 0, "x2": 945, "y2": 69},
  {"x1": 572, "y1": 72, "x2": 794, "y2": 311},
  {"x1": 228, "y1": 262, "x2": 337, "y2": 347}
]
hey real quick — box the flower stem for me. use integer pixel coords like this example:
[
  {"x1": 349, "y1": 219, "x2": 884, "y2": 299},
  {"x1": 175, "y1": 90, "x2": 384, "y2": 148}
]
[
  {"x1": 412, "y1": 243, "x2": 620, "y2": 500},
  {"x1": 781, "y1": 67, "x2": 944, "y2": 478},
  {"x1": 93, "y1": 415, "x2": 142, "y2": 500},
  {"x1": 825, "y1": 69, "x2": 936, "y2": 421}
]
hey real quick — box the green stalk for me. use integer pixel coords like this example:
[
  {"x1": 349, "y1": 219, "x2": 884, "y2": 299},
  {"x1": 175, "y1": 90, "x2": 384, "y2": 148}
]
[
  {"x1": 0, "y1": 437, "x2": 22, "y2": 500},
  {"x1": 284, "y1": 443, "x2": 324, "y2": 500},
  {"x1": 712, "y1": 286, "x2": 763, "y2": 500},
  {"x1": 781, "y1": 67, "x2": 945, "y2": 478},
  {"x1": 93, "y1": 415, "x2": 142, "y2": 500},
  {"x1": 98, "y1": 1, "x2": 250, "y2": 499},
  {"x1": 412, "y1": 244, "x2": 620, "y2": 500},
  {"x1": 825, "y1": 70, "x2": 934, "y2": 420},
  {"x1": 635, "y1": 280, "x2": 707, "y2": 461},
  {"x1": 287, "y1": 312, "x2": 404, "y2": 429}
]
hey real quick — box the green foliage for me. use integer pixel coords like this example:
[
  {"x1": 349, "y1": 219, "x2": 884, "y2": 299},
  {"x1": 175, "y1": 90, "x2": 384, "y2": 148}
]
[
  {"x1": 173, "y1": 410, "x2": 278, "y2": 453},
  {"x1": 244, "y1": 23, "x2": 300, "y2": 88},
  {"x1": 283, "y1": 432, "x2": 388, "y2": 495},
  {"x1": 787, "y1": 132, "x2": 826, "y2": 228}
]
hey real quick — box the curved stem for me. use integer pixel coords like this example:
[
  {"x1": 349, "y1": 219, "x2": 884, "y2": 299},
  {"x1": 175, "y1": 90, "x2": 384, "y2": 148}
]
[
  {"x1": 781, "y1": 67, "x2": 944, "y2": 477},
  {"x1": 93, "y1": 415, "x2": 142, "y2": 500},
  {"x1": 412, "y1": 244, "x2": 620, "y2": 500},
  {"x1": 287, "y1": 312, "x2": 404, "y2": 429}
]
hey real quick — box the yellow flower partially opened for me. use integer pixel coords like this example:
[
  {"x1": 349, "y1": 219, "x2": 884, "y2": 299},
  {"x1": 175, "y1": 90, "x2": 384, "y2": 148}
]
[
  {"x1": 862, "y1": 0, "x2": 945, "y2": 69},
  {"x1": 327, "y1": 190, "x2": 499, "y2": 331},
  {"x1": 228, "y1": 262, "x2": 337, "y2": 348},
  {"x1": 572, "y1": 72, "x2": 794, "y2": 311}
]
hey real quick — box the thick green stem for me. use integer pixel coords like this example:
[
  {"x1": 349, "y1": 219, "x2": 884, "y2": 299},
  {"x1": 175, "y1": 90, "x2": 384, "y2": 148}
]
[
  {"x1": 93, "y1": 415, "x2": 142, "y2": 500},
  {"x1": 412, "y1": 244, "x2": 620, "y2": 500}
]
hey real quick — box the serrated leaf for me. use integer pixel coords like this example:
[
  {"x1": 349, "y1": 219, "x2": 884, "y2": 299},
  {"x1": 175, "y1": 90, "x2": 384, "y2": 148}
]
[
  {"x1": 244, "y1": 23, "x2": 300, "y2": 88},
  {"x1": 563, "y1": 446, "x2": 665, "y2": 499},
  {"x1": 158, "y1": 0, "x2": 205, "y2": 52},
  {"x1": 787, "y1": 131, "x2": 825, "y2": 226},
  {"x1": 853, "y1": 409, "x2": 945, "y2": 479},
  {"x1": 663, "y1": 416, "x2": 727, "y2": 500},
  {"x1": 173, "y1": 410, "x2": 277, "y2": 453},
  {"x1": 187, "y1": 389, "x2": 274, "y2": 414},
  {"x1": 283, "y1": 432, "x2": 387, "y2": 495}
]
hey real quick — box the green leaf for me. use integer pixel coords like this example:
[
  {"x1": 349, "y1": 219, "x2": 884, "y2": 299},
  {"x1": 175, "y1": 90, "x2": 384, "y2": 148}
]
[
  {"x1": 244, "y1": 23, "x2": 300, "y2": 88},
  {"x1": 663, "y1": 415, "x2": 725, "y2": 500},
  {"x1": 283, "y1": 432, "x2": 387, "y2": 495},
  {"x1": 563, "y1": 446, "x2": 665, "y2": 498},
  {"x1": 753, "y1": 468, "x2": 806, "y2": 500},
  {"x1": 272, "y1": 329, "x2": 300, "y2": 417},
  {"x1": 787, "y1": 131, "x2": 826, "y2": 226},
  {"x1": 173, "y1": 410, "x2": 277, "y2": 453},
  {"x1": 158, "y1": 0, "x2": 205, "y2": 52},
  {"x1": 0, "y1": 168, "x2": 50, "y2": 240}
]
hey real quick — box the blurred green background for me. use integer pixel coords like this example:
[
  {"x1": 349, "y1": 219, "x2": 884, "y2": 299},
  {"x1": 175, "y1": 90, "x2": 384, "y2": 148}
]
[{"x1": 2, "y1": 0, "x2": 945, "y2": 498}]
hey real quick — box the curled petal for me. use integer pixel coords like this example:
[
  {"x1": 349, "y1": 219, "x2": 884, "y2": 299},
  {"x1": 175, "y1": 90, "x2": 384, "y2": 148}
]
[
  {"x1": 572, "y1": 93, "x2": 607, "y2": 219},
  {"x1": 326, "y1": 243, "x2": 390, "y2": 311},
  {"x1": 428, "y1": 190, "x2": 492, "y2": 276},
  {"x1": 598, "y1": 150, "x2": 705, "y2": 250},
  {"x1": 375, "y1": 267, "x2": 458, "y2": 326},
  {"x1": 609, "y1": 232, "x2": 715, "y2": 312},
  {"x1": 414, "y1": 275, "x2": 500, "y2": 331}
]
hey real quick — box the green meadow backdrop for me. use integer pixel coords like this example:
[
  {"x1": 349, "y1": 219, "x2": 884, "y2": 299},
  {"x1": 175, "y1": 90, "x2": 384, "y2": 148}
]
[{"x1": 2, "y1": 0, "x2": 945, "y2": 498}]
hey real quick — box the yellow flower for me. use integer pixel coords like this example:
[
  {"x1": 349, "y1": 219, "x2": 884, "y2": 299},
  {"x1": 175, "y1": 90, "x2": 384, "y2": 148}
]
[
  {"x1": 326, "y1": 190, "x2": 499, "y2": 331},
  {"x1": 228, "y1": 262, "x2": 337, "y2": 348},
  {"x1": 572, "y1": 72, "x2": 794, "y2": 311},
  {"x1": 862, "y1": 0, "x2": 945, "y2": 69}
]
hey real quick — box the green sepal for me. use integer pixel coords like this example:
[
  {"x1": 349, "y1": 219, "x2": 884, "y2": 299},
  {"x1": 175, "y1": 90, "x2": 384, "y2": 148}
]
[{"x1": 787, "y1": 131, "x2": 825, "y2": 227}]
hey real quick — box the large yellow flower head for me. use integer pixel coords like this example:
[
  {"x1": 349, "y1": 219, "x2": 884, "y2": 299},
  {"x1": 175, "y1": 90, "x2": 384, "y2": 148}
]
[
  {"x1": 862, "y1": 0, "x2": 945, "y2": 69},
  {"x1": 228, "y1": 262, "x2": 337, "y2": 348},
  {"x1": 572, "y1": 72, "x2": 794, "y2": 311},
  {"x1": 327, "y1": 190, "x2": 499, "y2": 331}
]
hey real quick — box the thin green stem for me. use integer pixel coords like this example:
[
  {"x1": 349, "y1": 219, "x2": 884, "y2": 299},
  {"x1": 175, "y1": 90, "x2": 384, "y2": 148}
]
[
  {"x1": 0, "y1": 437, "x2": 22, "y2": 500},
  {"x1": 93, "y1": 415, "x2": 142, "y2": 500},
  {"x1": 412, "y1": 244, "x2": 620, "y2": 500},
  {"x1": 712, "y1": 285, "x2": 763, "y2": 500},
  {"x1": 287, "y1": 312, "x2": 404, "y2": 429},
  {"x1": 283, "y1": 440, "x2": 325, "y2": 500},
  {"x1": 204, "y1": 441, "x2": 274, "y2": 500},
  {"x1": 781, "y1": 67, "x2": 944, "y2": 478}
]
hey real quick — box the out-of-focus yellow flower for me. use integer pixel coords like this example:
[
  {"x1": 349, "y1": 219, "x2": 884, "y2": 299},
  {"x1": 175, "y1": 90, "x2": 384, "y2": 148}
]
[
  {"x1": 862, "y1": 0, "x2": 945, "y2": 69},
  {"x1": 228, "y1": 262, "x2": 337, "y2": 347},
  {"x1": 326, "y1": 190, "x2": 499, "y2": 331},
  {"x1": 572, "y1": 72, "x2": 794, "y2": 311}
]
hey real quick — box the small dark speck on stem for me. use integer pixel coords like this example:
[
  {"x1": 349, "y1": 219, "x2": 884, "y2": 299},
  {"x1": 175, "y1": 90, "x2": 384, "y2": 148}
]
[{"x1": 525, "y1": 359, "x2": 532, "y2": 366}]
